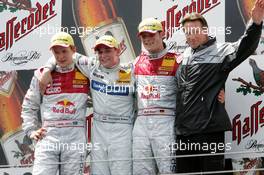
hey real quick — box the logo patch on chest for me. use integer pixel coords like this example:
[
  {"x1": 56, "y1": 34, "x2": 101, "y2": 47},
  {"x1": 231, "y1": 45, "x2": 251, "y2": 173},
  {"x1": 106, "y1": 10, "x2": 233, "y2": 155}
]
[
  {"x1": 161, "y1": 57, "x2": 175, "y2": 67},
  {"x1": 92, "y1": 71, "x2": 105, "y2": 79}
]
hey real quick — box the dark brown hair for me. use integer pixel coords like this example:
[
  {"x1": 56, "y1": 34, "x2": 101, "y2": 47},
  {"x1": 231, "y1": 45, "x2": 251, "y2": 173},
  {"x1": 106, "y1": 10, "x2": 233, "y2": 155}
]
[{"x1": 181, "y1": 13, "x2": 208, "y2": 28}]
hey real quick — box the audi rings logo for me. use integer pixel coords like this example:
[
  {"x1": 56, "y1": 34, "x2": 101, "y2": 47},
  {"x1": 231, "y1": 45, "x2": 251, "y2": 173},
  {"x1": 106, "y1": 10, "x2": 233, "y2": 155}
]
[{"x1": 46, "y1": 86, "x2": 61, "y2": 94}]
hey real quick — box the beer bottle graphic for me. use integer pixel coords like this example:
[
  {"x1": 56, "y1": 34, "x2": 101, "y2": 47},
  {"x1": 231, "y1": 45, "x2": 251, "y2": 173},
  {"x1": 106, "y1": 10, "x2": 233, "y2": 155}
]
[
  {"x1": 0, "y1": 71, "x2": 34, "y2": 166},
  {"x1": 72, "y1": 0, "x2": 136, "y2": 63},
  {"x1": 0, "y1": 72, "x2": 22, "y2": 135}
]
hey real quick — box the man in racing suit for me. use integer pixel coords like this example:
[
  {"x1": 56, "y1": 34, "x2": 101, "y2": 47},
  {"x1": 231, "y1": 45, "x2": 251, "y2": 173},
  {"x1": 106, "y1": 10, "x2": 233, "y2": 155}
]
[
  {"x1": 132, "y1": 18, "x2": 179, "y2": 175},
  {"x1": 41, "y1": 35, "x2": 135, "y2": 175},
  {"x1": 21, "y1": 32, "x2": 89, "y2": 175},
  {"x1": 175, "y1": 1, "x2": 264, "y2": 173}
]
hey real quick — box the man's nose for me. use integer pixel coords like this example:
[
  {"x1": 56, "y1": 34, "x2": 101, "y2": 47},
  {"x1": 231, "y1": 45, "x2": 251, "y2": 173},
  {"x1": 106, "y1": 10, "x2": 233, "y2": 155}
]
[
  {"x1": 187, "y1": 34, "x2": 196, "y2": 40},
  {"x1": 99, "y1": 51, "x2": 107, "y2": 58},
  {"x1": 56, "y1": 54, "x2": 64, "y2": 60}
]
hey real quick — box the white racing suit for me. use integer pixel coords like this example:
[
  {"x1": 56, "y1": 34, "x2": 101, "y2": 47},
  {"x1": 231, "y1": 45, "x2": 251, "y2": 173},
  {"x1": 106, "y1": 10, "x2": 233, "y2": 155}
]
[
  {"x1": 21, "y1": 64, "x2": 89, "y2": 175},
  {"x1": 76, "y1": 54, "x2": 135, "y2": 175},
  {"x1": 47, "y1": 53, "x2": 135, "y2": 175},
  {"x1": 133, "y1": 48, "x2": 180, "y2": 175}
]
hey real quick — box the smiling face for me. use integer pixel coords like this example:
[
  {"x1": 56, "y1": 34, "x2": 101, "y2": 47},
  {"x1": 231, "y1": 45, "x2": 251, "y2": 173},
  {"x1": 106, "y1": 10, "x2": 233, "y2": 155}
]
[
  {"x1": 183, "y1": 20, "x2": 209, "y2": 49},
  {"x1": 51, "y1": 46, "x2": 76, "y2": 68},
  {"x1": 139, "y1": 32, "x2": 164, "y2": 53},
  {"x1": 96, "y1": 45, "x2": 120, "y2": 68}
]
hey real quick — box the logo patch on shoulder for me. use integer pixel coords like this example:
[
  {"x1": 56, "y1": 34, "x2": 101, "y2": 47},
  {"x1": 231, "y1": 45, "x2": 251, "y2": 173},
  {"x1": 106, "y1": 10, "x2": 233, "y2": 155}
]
[
  {"x1": 74, "y1": 71, "x2": 88, "y2": 85},
  {"x1": 117, "y1": 70, "x2": 131, "y2": 83},
  {"x1": 75, "y1": 71, "x2": 87, "y2": 80}
]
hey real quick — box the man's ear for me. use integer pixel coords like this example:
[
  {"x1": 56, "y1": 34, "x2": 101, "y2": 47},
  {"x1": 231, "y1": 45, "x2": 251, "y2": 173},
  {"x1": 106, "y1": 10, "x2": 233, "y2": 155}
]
[
  {"x1": 116, "y1": 48, "x2": 121, "y2": 56},
  {"x1": 71, "y1": 46, "x2": 77, "y2": 52},
  {"x1": 160, "y1": 31, "x2": 165, "y2": 39}
]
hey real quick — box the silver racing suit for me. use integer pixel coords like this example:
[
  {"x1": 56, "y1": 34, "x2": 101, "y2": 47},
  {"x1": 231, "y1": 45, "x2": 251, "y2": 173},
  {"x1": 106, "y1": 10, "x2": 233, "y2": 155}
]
[
  {"x1": 76, "y1": 54, "x2": 135, "y2": 175},
  {"x1": 133, "y1": 48, "x2": 180, "y2": 175},
  {"x1": 46, "y1": 53, "x2": 135, "y2": 175},
  {"x1": 21, "y1": 64, "x2": 89, "y2": 175}
]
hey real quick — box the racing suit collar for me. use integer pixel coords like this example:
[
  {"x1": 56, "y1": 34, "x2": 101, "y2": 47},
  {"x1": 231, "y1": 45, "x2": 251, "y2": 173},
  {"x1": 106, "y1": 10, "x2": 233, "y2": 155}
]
[
  {"x1": 99, "y1": 60, "x2": 121, "y2": 73},
  {"x1": 145, "y1": 47, "x2": 168, "y2": 60},
  {"x1": 55, "y1": 63, "x2": 75, "y2": 73},
  {"x1": 192, "y1": 36, "x2": 216, "y2": 53}
]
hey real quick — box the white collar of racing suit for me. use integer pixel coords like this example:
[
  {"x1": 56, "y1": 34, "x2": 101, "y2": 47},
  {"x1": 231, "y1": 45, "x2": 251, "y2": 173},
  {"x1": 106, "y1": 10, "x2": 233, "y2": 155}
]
[
  {"x1": 99, "y1": 59, "x2": 122, "y2": 73},
  {"x1": 145, "y1": 47, "x2": 168, "y2": 60},
  {"x1": 55, "y1": 63, "x2": 75, "y2": 73}
]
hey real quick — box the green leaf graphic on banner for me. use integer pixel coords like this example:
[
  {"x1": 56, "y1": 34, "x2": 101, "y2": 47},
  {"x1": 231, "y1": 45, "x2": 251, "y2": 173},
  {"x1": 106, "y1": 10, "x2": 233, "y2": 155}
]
[
  {"x1": 9, "y1": 6, "x2": 19, "y2": 13},
  {"x1": 0, "y1": 3, "x2": 7, "y2": 12}
]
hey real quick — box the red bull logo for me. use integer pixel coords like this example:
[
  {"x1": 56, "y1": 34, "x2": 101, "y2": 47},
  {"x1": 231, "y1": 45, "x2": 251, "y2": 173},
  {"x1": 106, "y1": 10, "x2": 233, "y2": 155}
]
[
  {"x1": 144, "y1": 85, "x2": 154, "y2": 94},
  {"x1": 141, "y1": 84, "x2": 160, "y2": 99},
  {"x1": 52, "y1": 99, "x2": 76, "y2": 114}
]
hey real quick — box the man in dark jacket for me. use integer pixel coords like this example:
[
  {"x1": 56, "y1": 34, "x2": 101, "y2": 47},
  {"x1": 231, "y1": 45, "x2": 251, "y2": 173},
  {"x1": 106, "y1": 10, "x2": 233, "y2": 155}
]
[{"x1": 175, "y1": 0, "x2": 264, "y2": 174}]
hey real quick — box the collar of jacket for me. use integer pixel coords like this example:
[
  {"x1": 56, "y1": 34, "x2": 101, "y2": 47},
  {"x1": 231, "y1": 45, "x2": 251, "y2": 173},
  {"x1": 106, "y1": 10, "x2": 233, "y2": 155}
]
[{"x1": 192, "y1": 36, "x2": 216, "y2": 53}]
